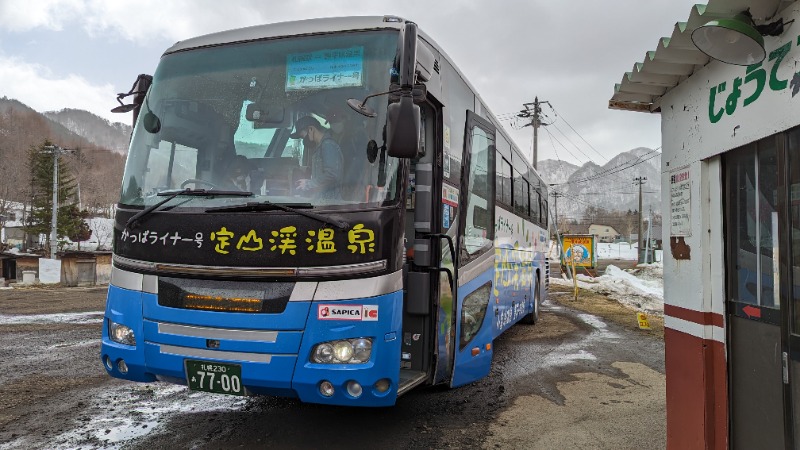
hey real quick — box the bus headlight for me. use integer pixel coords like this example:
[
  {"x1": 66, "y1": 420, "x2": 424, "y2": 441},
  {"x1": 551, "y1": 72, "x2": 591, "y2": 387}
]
[
  {"x1": 313, "y1": 343, "x2": 334, "y2": 363},
  {"x1": 311, "y1": 338, "x2": 373, "y2": 364},
  {"x1": 109, "y1": 320, "x2": 136, "y2": 346}
]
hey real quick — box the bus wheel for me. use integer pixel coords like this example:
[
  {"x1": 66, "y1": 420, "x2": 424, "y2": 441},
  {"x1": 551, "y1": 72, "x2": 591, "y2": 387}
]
[{"x1": 521, "y1": 277, "x2": 540, "y2": 325}]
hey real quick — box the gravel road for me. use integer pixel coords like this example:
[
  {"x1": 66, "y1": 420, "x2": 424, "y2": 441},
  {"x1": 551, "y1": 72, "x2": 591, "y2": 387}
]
[{"x1": 0, "y1": 281, "x2": 665, "y2": 449}]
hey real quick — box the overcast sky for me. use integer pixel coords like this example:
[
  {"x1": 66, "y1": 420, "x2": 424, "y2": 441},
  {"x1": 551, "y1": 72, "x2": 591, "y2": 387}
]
[{"x1": 0, "y1": 0, "x2": 699, "y2": 166}]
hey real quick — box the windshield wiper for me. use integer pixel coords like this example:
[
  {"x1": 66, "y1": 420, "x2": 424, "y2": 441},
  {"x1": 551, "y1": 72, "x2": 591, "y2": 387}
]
[
  {"x1": 205, "y1": 201, "x2": 350, "y2": 230},
  {"x1": 126, "y1": 188, "x2": 254, "y2": 230}
]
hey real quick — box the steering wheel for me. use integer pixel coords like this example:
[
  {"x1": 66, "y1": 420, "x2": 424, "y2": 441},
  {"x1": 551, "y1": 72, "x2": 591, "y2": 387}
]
[{"x1": 180, "y1": 178, "x2": 218, "y2": 189}]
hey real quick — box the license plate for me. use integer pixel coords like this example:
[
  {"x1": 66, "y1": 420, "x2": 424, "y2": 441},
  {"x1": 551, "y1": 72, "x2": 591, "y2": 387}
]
[{"x1": 185, "y1": 360, "x2": 244, "y2": 396}]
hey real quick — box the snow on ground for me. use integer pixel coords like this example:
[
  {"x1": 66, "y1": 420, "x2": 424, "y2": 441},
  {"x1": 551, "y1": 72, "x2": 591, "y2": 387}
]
[
  {"x1": 0, "y1": 382, "x2": 247, "y2": 450},
  {"x1": 552, "y1": 262, "x2": 664, "y2": 315},
  {"x1": 53, "y1": 384, "x2": 246, "y2": 449},
  {"x1": 0, "y1": 311, "x2": 104, "y2": 325},
  {"x1": 596, "y1": 242, "x2": 639, "y2": 260}
]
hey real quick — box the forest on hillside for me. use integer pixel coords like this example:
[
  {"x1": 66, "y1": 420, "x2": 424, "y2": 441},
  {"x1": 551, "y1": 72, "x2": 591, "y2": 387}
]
[{"x1": 0, "y1": 99, "x2": 126, "y2": 219}]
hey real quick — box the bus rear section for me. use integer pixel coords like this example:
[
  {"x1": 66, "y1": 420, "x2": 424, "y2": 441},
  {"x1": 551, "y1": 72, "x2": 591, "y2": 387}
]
[{"x1": 103, "y1": 268, "x2": 404, "y2": 406}]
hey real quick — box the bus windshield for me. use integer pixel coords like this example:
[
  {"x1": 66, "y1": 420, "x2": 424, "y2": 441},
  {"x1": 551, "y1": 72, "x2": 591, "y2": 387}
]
[{"x1": 120, "y1": 30, "x2": 401, "y2": 210}]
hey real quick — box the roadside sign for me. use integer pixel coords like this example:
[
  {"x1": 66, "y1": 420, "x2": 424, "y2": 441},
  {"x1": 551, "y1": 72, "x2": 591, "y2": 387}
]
[
  {"x1": 637, "y1": 313, "x2": 651, "y2": 330},
  {"x1": 560, "y1": 234, "x2": 596, "y2": 269}
]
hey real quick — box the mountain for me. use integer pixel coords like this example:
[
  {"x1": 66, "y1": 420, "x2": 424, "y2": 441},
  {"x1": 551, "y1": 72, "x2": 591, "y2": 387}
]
[
  {"x1": 537, "y1": 147, "x2": 662, "y2": 224},
  {"x1": 0, "y1": 97, "x2": 126, "y2": 215},
  {"x1": 536, "y1": 159, "x2": 579, "y2": 186},
  {"x1": 44, "y1": 109, "x2": 132, "y2": 154}
]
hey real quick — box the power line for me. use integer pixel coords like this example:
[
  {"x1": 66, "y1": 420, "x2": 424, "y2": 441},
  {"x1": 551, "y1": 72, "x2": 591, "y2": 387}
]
[
  {"x1": 543, "y1": 127, "x2": 583, "y2": 164},
  {"x1": 550, "y1": 105, "x2": 610, "y2": 163},
  {"x1": 548, "y1": 120, "x2": 594, "y2": 163},
  {"x1": 545, "y1": 127, "x2": 563, "y2": 165}
]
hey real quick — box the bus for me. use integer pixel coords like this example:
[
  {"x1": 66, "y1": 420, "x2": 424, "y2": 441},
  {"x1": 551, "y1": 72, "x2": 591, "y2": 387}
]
[{"x1": 101, "y1": 16, "x2": 550, "y2": 407}]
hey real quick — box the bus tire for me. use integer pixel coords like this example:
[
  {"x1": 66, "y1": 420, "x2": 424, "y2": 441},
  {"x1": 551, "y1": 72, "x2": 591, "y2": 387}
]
[{"x1": 521, "y1": 276, "x2": 540, "y2": 325}]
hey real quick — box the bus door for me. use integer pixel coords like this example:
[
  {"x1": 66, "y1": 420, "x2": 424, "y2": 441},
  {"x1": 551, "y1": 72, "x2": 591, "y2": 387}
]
[
  {"x1": 399, "y1": 101, "x2": 440, "y2": 394},
  {"x1": 450, "y1": 111, "x2": 496, "y2": 387}
]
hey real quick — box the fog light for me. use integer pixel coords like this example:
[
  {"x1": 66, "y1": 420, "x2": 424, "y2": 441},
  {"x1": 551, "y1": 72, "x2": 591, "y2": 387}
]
[
  {"x1": 319, "y1": 380, "x2": 335, "y2": 397},
  {"x1": 346, "y1": 381, "x2": 363, "y2": 398},
  {"x1": 375, "y1": 378, "x2": 390, "y2": 393},
  {"x1": 109, "y1": 320, "x2": 136, "y2": 346},
  {"x1": 104, "y1": 356, "x2": 113, "y2": 371},
  {"x1": 117, "y1": 359, "x2": 128, "y2": 374}
]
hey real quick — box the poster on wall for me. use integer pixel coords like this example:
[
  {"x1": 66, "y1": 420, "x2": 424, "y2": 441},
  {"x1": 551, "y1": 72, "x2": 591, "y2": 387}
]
[{"x1": 670, "y1": 166, "x2": 691, "y2": 237}]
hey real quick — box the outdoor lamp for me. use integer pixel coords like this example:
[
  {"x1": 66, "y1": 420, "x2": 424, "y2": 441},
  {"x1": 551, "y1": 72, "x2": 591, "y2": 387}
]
[{"x1": 691, "y1": 11, "x2": 788, "y2": 66}]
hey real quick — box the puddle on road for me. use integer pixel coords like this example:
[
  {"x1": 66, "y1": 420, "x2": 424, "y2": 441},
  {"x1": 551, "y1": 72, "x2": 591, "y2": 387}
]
[{"x1": 0, "y1": 311, "x2": 103, "y2": 325}]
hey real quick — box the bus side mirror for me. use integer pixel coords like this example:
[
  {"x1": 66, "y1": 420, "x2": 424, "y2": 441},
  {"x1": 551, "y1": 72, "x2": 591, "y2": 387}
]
[
  {"x1": 111, "y1": 74, "x2": 153, "y2": 128},
  {"x1": 386, "y1": 95, "x2": 420, "y2": 159}
]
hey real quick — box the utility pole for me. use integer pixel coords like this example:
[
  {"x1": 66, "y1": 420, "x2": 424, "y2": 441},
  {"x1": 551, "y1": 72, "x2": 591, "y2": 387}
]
[
  {"x1": 43, "y1": 145, "x2": 74, "y2": 260},
  {"x1": 645, "y1": 206, "x2": 653, "y2": 264},
  {"x1": 517, "y1": 97, "x2": 550, "y2": 170},
  {"x1": 50, "y1": 147, "x2": 59, "y2": 260},
  {"x1": 551, "y1": 189, "x2": 564, "y2": 261},
  {"x1": 551, "y1": 190, "x2": 563, "y2": 232},
  {"x1": 634, "y1": 176, "x2": 647, "y2": 263}
]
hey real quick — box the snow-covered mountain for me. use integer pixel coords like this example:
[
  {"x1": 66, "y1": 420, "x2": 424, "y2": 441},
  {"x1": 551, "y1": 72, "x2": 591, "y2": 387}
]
[
  {"x1": 537, "y1": 147, "x2": 661, "y2": 221},
  {"x1": 43, "y1": 109, "x2": 132, "y2": 154}
]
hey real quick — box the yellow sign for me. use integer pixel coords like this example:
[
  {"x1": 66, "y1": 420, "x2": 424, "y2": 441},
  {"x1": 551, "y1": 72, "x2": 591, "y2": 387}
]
[
  {"x1": 637, "y1": 313, "x2": 651, "y2": 330},
  {"x1": 561, "y1": 235, "x2": 595, "y2": 268}
]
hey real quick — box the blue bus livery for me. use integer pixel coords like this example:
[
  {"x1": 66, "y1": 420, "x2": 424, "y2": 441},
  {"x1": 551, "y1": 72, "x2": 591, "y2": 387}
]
[{"x1": 101, "y1": 16, "x2": 549, "y2": 406}]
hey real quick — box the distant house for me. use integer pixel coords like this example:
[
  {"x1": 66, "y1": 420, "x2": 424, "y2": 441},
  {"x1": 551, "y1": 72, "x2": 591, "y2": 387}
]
[
  {"x1": 588, "y1": 223, "x2": 621, "y2": 243},
  {"x1": 0, "y1": 202, "x2": 35, "y2": 250},
  {"x1": 559, "y1": 223, "x2": 590, "y2": 235}
]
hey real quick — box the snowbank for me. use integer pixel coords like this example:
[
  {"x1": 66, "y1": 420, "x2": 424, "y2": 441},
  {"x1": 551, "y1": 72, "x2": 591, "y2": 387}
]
[{"x1": 551, "y1": 262, "x2": 664, "y2": 314}]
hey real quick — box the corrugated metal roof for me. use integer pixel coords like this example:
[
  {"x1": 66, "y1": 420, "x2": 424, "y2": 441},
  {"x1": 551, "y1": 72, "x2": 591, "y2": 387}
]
[{"x1": 609, "y1": 0, "x2": 795, "y2": 113}]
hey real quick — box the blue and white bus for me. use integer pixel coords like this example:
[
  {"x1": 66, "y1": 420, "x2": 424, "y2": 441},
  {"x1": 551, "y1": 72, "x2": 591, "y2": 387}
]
[{"x1": 102, "y1": 16, "x2": 550, "y2": 406}]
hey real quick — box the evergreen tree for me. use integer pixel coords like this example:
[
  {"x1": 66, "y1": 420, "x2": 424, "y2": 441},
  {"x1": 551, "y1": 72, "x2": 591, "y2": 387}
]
[{"x1": 24, "y1": 140, "x2": 84, "y2": 254}]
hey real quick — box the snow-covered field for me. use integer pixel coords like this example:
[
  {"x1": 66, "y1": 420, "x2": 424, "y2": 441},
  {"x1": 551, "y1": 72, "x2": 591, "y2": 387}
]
[
  {"x1": 551, "y1": 262, "x2": 664, "y2": 315},
  {"x1": 550, "y1": 241, "x2": 665, "y2": 315}
]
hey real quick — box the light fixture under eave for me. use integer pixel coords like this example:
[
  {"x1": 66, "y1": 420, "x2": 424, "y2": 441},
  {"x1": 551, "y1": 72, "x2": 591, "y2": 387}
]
[{"x1": 691, "y1": 13, "x2": 766, "y2": 66}]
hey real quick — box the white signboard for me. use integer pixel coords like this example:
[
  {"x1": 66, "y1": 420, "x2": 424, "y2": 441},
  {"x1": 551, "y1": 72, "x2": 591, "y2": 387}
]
[
  {"x1": 670, "y1": 167, "x2": 691, "y2": 237},
  {"x1": 285, "y1": 46, "x2": 364, "y2": 91}
]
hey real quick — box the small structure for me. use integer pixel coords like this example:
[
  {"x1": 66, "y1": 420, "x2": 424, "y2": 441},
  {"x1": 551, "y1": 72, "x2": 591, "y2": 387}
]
[
  {"x1": 12, "y1": 253, "x2": 40, "y2": 282},
  {"x1": 0, "y1": 252, "x2": 17, "y2": 284},
  {"x1": 59, "y1": 251, "x2": 112, "y2": 286},
  {"x1": 610, "y1": 0, "x2": 800, "y2": 447},
  {"x1": 588, "y1": 223, "x2": 621, "y2": 243}
]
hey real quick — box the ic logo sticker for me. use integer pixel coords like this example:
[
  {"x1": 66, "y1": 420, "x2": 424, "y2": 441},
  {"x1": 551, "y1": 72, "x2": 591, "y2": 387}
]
[{"x1": 363, "y1": 305, "x2": 379, "y2": 321}]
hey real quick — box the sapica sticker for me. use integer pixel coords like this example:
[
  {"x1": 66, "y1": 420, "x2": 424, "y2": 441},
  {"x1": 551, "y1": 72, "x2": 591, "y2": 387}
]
[{"x1": 317, "y1": 304, "x2": 379, "y2": 321}]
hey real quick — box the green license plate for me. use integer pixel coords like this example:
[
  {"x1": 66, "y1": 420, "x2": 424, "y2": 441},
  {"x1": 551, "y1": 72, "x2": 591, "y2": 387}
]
[{"x1": 185, "y1": 360, "x2": 244, "y2": 396}]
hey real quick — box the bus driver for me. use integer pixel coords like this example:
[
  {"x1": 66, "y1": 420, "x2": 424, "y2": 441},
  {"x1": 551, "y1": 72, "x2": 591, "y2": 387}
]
[{"x1": 290, "y1": 115, "x2": 344, "y2": 201}]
